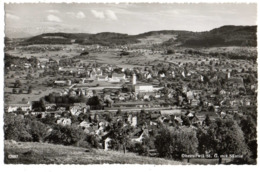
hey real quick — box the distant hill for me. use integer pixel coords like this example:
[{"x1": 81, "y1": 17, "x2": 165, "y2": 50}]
[
  {"x1": 24, "y1": 32, "x2": 91, "y2": 45},
  {"x1": 21, "y1": 25, "x2": 257, "y2": 47},
  {"x1": 177, "y1": 25, "x2": 257, "y2": 47},
  {"x1": 135, "y1": 30, "x2": 192, "y2": 38},
  {"x1": 23, "y1": 32, "x2": 140, "y2": 46}
]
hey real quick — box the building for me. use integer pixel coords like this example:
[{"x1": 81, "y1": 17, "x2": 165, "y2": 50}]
[
  {"x1": 191, "y1": 99, "x2": 200, "y2": 107},
  {"x1": 109, "y1": 73, "x2": 126, "y2": 83},
  {"x1": 186, "y1": 91, "x2": 194, "y2": 100},
  {"x1": 135, "y1": 84, "x2": 154, "y2": 93},
  {"x1": 131, "y1": 129, "x2": 149, "y2": 143},
  {"x1": 104, "y1": 137, "x2": 112, "y2": 151},
  {"x1": 57, "y1": 118, "x2": 72, "y2": 126},
  {"x1": 131, "y1": 116, "x2": 137, "y2": 127},
  {"x1": 79, "y1": 121, "x2": 91, "y2": 128},
  {"x1": 7, "y1": 102, "x2": 32, "y2": 113},
  {"x1": 132, "y1": 73, "x2": 136, "y2": 85},
  {"x1": 54, "y1": 80, "x2": 71, "y2": 86},
  {"x1": 219, "y1": 89, "x2": 226, "y2": 95},
  {"x1": 70, "y1": 103, "x2": 88, "y2": 116},
  {"x1": 160, "y1": 109, "x2": 183, "y2": 116},
  {"x1": 45, "y1": 103, "x2": 56, "y2": 111},
  {"x1": 90, "y1": 68, "x2": 103, "y2": 79},
  {"x1": 86, "y1": 90, "x2": 94, "y2": 98},
  {"x1": 97, "y1": 75, "x2": 108, "y2": 82}
]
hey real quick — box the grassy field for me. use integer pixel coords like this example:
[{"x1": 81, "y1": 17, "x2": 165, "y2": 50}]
[
  {"x1": 4, "y1": 140, "x2": 186, "y2": 165},
  {"x1": 5, "y1": 44, "x2": 83, "y2": 61}
]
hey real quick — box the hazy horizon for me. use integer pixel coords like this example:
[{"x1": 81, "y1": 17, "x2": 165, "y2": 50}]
[
  {"x1": 5, "y1": 3, "x2": 257, "y2": 38},
  {"x1": 5, "y1": 24, "x2": 257, "y2": 39}
]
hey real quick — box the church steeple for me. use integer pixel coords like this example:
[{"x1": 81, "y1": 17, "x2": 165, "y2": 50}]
[{"x1": 132, "y1": 73, "x2": 136, "y2": 85}]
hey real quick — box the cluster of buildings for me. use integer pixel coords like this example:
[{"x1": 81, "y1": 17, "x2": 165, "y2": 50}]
[{"x1": 5, "y1": 47, "x2": 257, "y2": 151}]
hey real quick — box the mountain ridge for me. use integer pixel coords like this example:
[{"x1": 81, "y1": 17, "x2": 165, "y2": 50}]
[{"x1": 14, "y1": 25, "x2": 257, "y2": 47}]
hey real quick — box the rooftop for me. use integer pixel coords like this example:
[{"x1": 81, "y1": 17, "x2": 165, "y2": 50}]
[{"x1": 112, "y1": 73, "x2": 125, "y2": 77}]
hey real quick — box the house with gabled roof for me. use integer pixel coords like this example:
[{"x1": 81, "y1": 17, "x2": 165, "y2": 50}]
[
  {"x1": 131, "y1": 128, "x2": 149, "y2": 143},
  {"x1": 45, "y1": 103, "x2": 56, "y2": 111},
  {"x1": 97, "y1": 75, "x2": 108, "y2": 81},
  {"x1": 7, "y1": 102, "x2": 32, "y2": 113},
  {"x1": 69, "y1": 103, "x2": 88, "y2": 116},
  {"x1": 57, "y1": 118, "x2": 71, "y2": 126},
  {"x1": 109, "y1": 73, "x2": 126, "y2": 83}
]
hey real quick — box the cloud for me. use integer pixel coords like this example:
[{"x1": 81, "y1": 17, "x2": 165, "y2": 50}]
[
  {"x1": 105, "y1": 10, "x2": 118, "y2": 20},
  {"x1": 91, "y1": 9, "x2": 118, "y2": 20},
  {"x1": 6, "y1": 13, "x2": 20, "y2": 20},
  {"x1": 91, "y1": 10, "x2": 105, "y2": 19},
  {"x1": 47, "y1": 10, "x2": 59, "y2": 13},
  {"x1": 47, "y1": 14, "x2": 62, "y2": 22},
  {"x1": 66, "y1": 11, "x2": 85, "y2": 19},
  {"x1": 76, "y1": 11, "x2": 85, "y2": 19}
]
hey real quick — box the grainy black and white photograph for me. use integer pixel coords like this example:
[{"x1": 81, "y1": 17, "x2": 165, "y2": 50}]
[{"x1": 2, "y1": 1, "x2": 258, "y2": 166}]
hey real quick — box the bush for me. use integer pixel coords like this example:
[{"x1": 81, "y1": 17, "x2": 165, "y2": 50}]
[
  {"x1": 85, "y1": 134, "x2": 102, "y2": 149},
  {"x1": 76, "y1": 139, "x2": 92, "y2": 148},
  {"x1": 45, "y1": 125, "x2": 85, "y2": 146},
  {"x1": 27, "y1": 120, "x2": 48, "y2": 142},
  {"x1": 167, "y1": 49, "x2": 174, "y2": 54},
  {"x1": 120, "y1": 51, "x2": 130, "y2": 56},
  {"x1": 4, "y1": 114, "x2": 32, "y2": 142},
  {"x1": 127, "y1": 142, "x2": 149, "y2": 156},
  {"x1": 80, "y1": 51, "x2": 89, "y2": 56}
]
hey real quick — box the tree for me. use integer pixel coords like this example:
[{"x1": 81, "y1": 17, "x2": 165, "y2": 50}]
[
  {"x1": 27, "y1": 120, "x2": 48, "y2": 142},
  {"x1": 116, "y1": 109, "x2": 122, "y2": 116},
  {"x1": 14, "y1": 79, "x2": 22, "y2": 88},
  {"x1": 26, "y1": 73, "x2": 33, "y2": 80},
  {"x1": 80, "y1": 51, "x2": 89, "y2": 56},
  {"x1": 167, "y1": 49, "x2": 174, "y2": 55},
  {"x1": 47, "y1": 93, "x2": 56, "y2": 103},
  {"x1": 4, "y1": 114, "x2": 32, "y2": 141},
  {"x1": 181, "y1": 115, "x2": 191, "y2": 126},
  {"x1": 45, "y1": 125, "x2": 85, "y2": 146},
  {"x1": 197, "y1": 126, "x2": 210, "y2": 156},
  {"x1": 155, "y1": 126, "x2": 198, "y2": 161},
  {"x1": 105, "y1": 113, "x2": 112, "y2": 123},
  {"x1": 207, "y1": 117, "x2": 249, "y2": 164},
  {"x1": 78, "y1": 113, "x2": 89, "y2": 123},
  {"x1": 85, "y1": 134, "x2": 101, "y2": 148},
  {"x1": 19, "y1": 88, "x2": 23, "y2": 94},
  {"x1": 204, "y1": 114, "x2": 211, "y2": 126},
  {"x1": 87, "y1": 96, "x2": 101, "y2": 109},
  {"x1": 12, "y1": 88, "x2": 17, "y2": 94},
  {"x1": 28, "y1": 86, "x2": 33, "y2": 94},
  {"x1": 39, "y1": 98, "x2": 46, "y2": 111},
  {"x1": 154, "y1": 127, "x2": 173, "y2": 158},
  {"x1": 40, "y1": 114, "x2": 56, "y2": 126},
  {"x1": 106, "y1": 98, "x2": 113, "y2": 107},
  {"x1": 109, "y1": 121, "x2": 132, "y2": 154},
  {"x1": 240, "y1": 115, "x2": 257, "y2": 160},
  {"x1": 93, "y1": 113, "x2": 99, "y2": 123},
  {"x1": 171, "y1": 127, "x2": 198, "y2": 162},
  {"x1": 129, "y1": 134, "x2": 153, "y2": 156}
]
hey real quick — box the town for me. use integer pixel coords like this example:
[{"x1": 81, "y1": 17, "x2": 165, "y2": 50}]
[{"x1": 3, "y1": 13, "x2": 258, "y2": 164}]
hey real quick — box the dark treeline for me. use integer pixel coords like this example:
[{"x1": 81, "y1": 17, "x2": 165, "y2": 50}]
[
  {"x1": 4, "y1": 53, "x2": 39, "y2": 69},
  {"x1": 4, "y1": 111, "x2": 257, "y2": 164}
]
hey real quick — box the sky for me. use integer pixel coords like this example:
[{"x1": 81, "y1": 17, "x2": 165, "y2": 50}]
[{"x1": 4, "y1": 3, "x2": 257, "y2": 38}]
